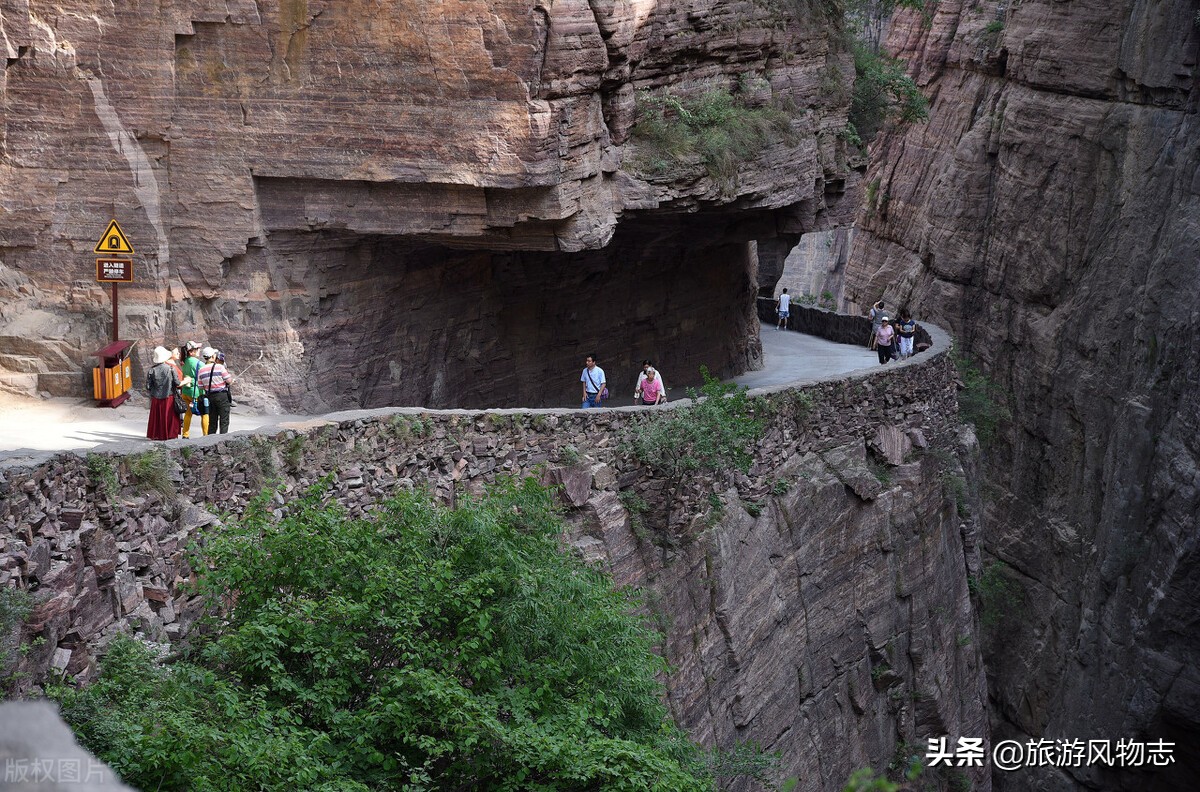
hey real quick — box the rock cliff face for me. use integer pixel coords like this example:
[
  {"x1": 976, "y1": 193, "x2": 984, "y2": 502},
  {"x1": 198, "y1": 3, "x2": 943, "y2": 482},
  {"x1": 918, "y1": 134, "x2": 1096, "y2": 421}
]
[
  {"x1": 0, "y1": 0, "x2": 853, "y2": 407},
  {"x1": 845, "y1": 2, "x2": 1199, "y2": 789}
]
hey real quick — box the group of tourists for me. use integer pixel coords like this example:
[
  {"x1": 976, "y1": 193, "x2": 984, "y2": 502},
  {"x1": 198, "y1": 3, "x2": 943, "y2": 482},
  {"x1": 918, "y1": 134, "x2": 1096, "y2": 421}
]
[
  {"x1": 145, "y1": 342, "x2": 235, "y2": 441},
  {"x1": 580, "y1": 356, "x2": 667, "y2": 409},
  {"x1": 868, "y1": 300, "x2": 918, "y2": 365}
]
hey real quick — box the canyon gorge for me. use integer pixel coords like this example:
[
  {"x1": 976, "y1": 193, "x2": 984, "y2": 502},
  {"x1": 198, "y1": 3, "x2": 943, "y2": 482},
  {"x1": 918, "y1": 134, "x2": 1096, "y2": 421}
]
[{"x1": 846, "y1": 1, "x2": 1199, "y2": 790}]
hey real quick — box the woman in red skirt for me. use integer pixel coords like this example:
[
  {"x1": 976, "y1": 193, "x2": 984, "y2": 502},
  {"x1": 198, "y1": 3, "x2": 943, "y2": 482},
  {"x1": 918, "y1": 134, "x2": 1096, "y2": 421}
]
[{"x1": 146, "y1": 345, "x2": 187, "y2": 440}]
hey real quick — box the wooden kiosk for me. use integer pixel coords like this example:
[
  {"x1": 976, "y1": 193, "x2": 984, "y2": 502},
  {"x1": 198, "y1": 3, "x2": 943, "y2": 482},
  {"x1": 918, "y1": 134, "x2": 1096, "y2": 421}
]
[{"x1": 92, "y1": 340, "x2": 134, "y2": 407}]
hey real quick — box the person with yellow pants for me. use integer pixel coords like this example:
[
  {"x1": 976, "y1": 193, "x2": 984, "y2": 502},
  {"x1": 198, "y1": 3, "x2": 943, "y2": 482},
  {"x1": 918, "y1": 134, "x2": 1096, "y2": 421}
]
[{"x1": 180, "y1": 341, "x2": 209, "y2": 437}]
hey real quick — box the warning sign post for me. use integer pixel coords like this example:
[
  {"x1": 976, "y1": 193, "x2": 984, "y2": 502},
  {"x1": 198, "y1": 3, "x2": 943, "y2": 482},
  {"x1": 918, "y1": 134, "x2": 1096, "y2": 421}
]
[{"x1": 92, "y1": 220, "x2": 135, "y2": 406}]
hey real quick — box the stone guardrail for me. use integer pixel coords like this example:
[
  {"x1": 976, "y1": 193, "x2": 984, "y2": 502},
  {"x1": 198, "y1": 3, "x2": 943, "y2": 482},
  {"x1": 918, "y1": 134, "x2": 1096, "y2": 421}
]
[
  {"x1": 756, "y1": 297, "x2": 935, "y2": 351},
  {"x1": 0, "y1": 314, "x2": 955, "y2": 690}
]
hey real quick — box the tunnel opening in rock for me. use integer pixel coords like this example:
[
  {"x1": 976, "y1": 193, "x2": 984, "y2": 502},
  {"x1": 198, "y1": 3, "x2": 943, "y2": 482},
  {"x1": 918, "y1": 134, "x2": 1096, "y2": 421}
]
[{"x1": 209, "y1": 212, "x2": 770, "y2": 412}]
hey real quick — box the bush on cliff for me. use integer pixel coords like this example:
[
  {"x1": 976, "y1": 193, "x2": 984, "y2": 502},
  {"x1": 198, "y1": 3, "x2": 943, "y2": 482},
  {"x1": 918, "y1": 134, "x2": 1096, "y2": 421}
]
[
  {"x1": 631, "y1": 367, "x2": 765, "y2": 483},
  {"x1": 630, "y1": 86, "x2": 798, "y2": 192},
  {"x1": 847, "y1": 40, "x2": 928, "y2": 147},
  {"x1": 952, "y1": 352, "x2": 1010, "y2": 446},
  {"x1": 51, "y1": 479, "x2": 723, "y2": 791}
]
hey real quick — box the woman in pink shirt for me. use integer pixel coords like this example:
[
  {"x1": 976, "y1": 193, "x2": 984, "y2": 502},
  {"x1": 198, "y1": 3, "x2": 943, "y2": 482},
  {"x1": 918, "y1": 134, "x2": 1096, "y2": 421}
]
[
  {"x1": 875, "y1": 318, "x2": 895, "y2": 365},
  {"x1": 640, "y1": 368, "x2": 665, "y2": 405}
]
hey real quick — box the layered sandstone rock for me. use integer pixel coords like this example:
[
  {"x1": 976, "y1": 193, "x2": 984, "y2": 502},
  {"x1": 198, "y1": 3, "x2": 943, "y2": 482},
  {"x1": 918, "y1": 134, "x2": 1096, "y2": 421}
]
[
  {"x1": 0, "y1": 0, "x2": 853, "y2": 407},
  {"x1": 845, "y1": 2, "x2": 1199, "y2": 789}
]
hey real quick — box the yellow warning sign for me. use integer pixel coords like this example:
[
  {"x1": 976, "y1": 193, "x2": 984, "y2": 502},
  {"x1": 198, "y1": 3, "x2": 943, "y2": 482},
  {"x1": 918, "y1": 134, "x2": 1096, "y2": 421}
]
[{"x1": 93, "y1": 220, "x2": 135, "y2": 255}]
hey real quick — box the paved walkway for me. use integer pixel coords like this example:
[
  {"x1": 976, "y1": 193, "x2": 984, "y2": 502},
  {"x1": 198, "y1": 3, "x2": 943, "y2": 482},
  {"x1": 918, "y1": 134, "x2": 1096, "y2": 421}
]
[
  {"x1": 733, "y1": 322, "x2": 878, "y2": 389},
  {"x1": 0, "y1": 325, "x2": 879, "y2": 461}
]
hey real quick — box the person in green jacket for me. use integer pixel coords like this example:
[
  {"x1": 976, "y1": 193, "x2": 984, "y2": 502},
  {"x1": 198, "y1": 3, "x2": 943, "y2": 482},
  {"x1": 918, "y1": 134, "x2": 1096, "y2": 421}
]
[{"x1": 180, "y1": 341, "x2": 208, "y2": 437}]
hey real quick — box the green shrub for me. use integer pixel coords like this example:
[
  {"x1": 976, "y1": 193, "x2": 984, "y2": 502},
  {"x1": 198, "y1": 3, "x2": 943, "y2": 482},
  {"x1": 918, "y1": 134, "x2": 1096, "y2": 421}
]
[
  {"x1": 1, "y1": 588, "x2": 33, "y2": 686},
  {"x1": 841, "y1": 767, "x2": 899, "y2": 792},
  {"x1": 283, "y1": 435, "x2": 306, "y2": 472},
  {"x1": 619, "y1": 489, "x2": 652, "y2": 540},
  {"x1": 631, "y1": 86, "x2": 798, "y2": 192},
  {"x1": 631, "y1": 368, "x2": 765, "y2": 482},
  {"x1": 54, "y1": 479, "x2": 746, "y2": 791},
  {"x1": 848, "y1": 40, "x2": 928, "y2": 148},
  {"x1": 130, "y1": 449, "x2": 174, "y2": 499},
  {"x1": 86, "y1": 453, "x2": 120, "y2": 501},
  {"x1": 952, "y1": 351, "x2": 1011, "y2": 445},
  {"x1": 968, "y1": 561, "x2": 1022, "y2": 628}
]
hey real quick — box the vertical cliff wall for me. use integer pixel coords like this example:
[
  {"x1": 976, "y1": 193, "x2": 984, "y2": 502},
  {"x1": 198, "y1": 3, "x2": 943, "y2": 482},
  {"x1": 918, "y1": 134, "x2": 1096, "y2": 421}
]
[
  {"x1": 845, "y1": 2, "x2": 1199, "y2": 790},
  {"x1": 0, "y1": 0, "x2": 854, "y2": 408}
]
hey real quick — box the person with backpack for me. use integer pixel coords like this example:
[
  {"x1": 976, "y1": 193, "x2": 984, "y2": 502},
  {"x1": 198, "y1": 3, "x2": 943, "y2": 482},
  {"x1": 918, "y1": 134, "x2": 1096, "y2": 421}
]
[
  {"x1": 896, "y1": 310, "x2": 917, "y2": 360},
  {"x1": 580, "y1": 354, "x2": 607, "y2": 409},
  {"x1": 868, "y1": 300, "x2": 886, "y2": 348},
  {"x1": 197, "y1": 346, "x2": 235, "y2": 434},
  {"x1": 146, "y1": 345, "x2": 188, "y2": 441},
  {"x1": 180, "y1": 341, "x2": 208, "y2": 437}
]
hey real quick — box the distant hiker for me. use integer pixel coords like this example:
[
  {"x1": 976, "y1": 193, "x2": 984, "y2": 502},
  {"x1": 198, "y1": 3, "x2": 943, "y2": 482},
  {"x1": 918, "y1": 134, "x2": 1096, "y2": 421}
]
[
  {"x1": 180, "y1": 341, "x2": 208, "y2": 438},
  {"x1": 896, "y1": 310, "x2": 917, "y2": 360},
  {"x1": 868, "y1": 300, "x2": 886, "y2": 348},
  {"x1": 146, "y1": 345, "x2": 187, "y2": 441},
  {"x1": 198, "y1": 346, "x2": 235, "y2": 434},
  {"x1": 638, "y1": 368, "x2": 665, "y2": 405},
  {"x1": 776, "y1": 288, "x2": 791, "y2": 330},
  {"x1": 635, "y1": 360, "x2": 667, "y2": 403},
  {"x1": 875, "y1": 317, "x2": 895, "y2": 365},
  {"x1": 580, "y1": 354, "x2": 607, "y2": 409}
]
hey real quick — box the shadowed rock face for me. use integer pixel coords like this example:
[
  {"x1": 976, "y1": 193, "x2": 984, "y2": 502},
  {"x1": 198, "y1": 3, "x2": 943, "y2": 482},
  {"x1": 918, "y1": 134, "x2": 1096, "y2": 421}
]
[
  {"x1": 845, "y1": 2, "x2": 1200, "y2": 789},
  {"x1": 0, "y1": 0, "x2": 854, "y2": 406}
]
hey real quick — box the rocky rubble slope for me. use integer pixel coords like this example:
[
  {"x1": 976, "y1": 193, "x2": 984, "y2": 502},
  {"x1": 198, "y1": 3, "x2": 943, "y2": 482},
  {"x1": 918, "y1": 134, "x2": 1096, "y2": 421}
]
[
  {"x1": 844, "y1": 1, "x2": 1199, "y2": 789},
  {"x1": 0, "y1": 0, "x2": 854, "y2": 408}
]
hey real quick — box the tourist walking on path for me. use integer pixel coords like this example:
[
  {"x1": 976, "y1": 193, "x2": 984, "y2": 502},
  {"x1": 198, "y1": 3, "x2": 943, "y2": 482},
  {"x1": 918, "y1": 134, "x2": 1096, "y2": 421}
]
[
  {"x1": 635, "y1": 360, "x2": 667, "y2": 403},
  {"x1": 638, "y1": 368, "x2": 666, "y2": 405},
  {"x1": 868, "y1": 300, "x2": 886, "y2": 348},
  {"x1": 875, "y1": 317, "x2": 895, "y2": 365},
  {"x1": 180, "y1": 341, "x2": 208, "y2": 437},
  {"x1": 198, "y1": 346, "x2": 235, "y2": 433},
  {"x1": 580, "y1": 354, "x2": 607, "y2": 409},
  {"x1": 146, "y1": 346, "x2": 187, "y2": 441},
  {"x1": 896, "y1": 310, "x2": 917, "y2": 360},
  {"x1": 776, "y1": 288, "x2": 791, "y2": 330}
]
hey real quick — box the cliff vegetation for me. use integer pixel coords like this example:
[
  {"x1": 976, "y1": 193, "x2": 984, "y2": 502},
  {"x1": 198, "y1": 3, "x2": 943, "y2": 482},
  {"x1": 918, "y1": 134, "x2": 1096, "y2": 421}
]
[{"x1": 50, "y1": 479, "x2": 767, "y2": 791}]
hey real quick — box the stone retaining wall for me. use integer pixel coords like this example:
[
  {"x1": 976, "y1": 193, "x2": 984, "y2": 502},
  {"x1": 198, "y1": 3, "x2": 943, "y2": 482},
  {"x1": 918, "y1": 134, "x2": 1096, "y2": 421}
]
[
  {"x1": 0, "y1": 322, "x2": 990, "y2": 790},
  {"x1": 1, "y1": 321, "x2": 954, "y2": 686},
  {"x1": 756, "y1": 297, "x2": 935, "y2": 349}
]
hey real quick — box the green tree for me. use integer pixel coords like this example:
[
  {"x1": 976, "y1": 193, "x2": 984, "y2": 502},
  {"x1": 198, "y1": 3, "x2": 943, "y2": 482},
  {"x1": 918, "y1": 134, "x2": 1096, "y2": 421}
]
[
  {"x1": 848, "y1": 40, "x2": 929, "y2": 146},
  {"x1": 845, "y1": 0, "x2": 930, "y2": 53},
  {"x1": 53, "y1": 479, "x2": 724, "y2": 791}
]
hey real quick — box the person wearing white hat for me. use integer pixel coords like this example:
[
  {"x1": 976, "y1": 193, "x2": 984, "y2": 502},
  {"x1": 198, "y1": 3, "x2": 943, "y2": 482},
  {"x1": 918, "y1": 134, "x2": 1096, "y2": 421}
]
[
  {"x1": 146, "y1": 345, "x2": 186, "y2": 440},
  {"x1": 197, "y1": 347, "x2": 235, "y2": 434}
]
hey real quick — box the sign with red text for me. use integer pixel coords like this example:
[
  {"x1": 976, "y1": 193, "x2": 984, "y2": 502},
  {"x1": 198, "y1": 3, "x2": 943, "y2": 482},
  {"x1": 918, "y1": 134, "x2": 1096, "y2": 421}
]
[{"x1": 96, "y1": 258, "x2": 134, "y2": 283}]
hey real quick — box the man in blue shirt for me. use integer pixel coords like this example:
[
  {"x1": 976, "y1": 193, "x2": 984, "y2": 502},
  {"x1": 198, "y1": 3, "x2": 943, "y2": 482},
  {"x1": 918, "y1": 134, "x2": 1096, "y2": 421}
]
[{"x1": 580, "y1": 354, "x2": 606, "y2": 409}]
